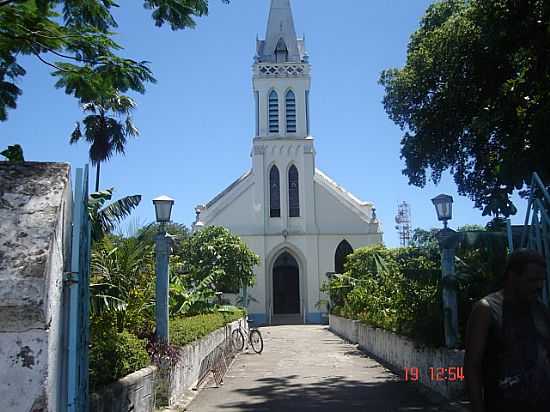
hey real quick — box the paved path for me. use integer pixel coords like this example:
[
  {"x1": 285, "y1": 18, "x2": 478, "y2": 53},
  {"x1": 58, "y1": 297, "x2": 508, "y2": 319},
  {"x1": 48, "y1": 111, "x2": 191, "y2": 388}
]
[{"x1": 186, "y1": 325, "x2": 466, "y2": 412}]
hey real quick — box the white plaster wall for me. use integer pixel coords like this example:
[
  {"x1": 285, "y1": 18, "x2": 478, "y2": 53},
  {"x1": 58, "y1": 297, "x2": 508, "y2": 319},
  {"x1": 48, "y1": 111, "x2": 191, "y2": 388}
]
[
  {"x1": 314, "y1": 181, "x2": 374, "y2": 233},
  {"x1": 203, "y1": 180, "x2": 256, "y2": 234},
  {"x1": 251, "y1": 138, "x2": 315, "y2": 237}
]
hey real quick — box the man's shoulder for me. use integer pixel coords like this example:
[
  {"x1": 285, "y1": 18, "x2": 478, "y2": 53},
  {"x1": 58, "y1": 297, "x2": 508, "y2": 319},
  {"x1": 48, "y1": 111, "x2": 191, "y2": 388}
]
[
  {"x1": 471, "y1": 295, "x2": 494, "y2": 319},
  {"x1": 478, "y1": 291, "x2": 503, "y2": 308}
]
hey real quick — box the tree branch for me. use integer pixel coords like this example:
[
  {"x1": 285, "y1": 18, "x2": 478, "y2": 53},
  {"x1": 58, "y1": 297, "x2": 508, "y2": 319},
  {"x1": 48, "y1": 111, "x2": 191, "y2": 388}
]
[
  {"x1": 0, "y1": 28, "x2": 101, "y2": 65},
  {"x1": 30, "y1": 46, "x2": 69, "y2": 72},
  {"x1": 0, "y1": 0, "x2": 18, "y2": 7}
]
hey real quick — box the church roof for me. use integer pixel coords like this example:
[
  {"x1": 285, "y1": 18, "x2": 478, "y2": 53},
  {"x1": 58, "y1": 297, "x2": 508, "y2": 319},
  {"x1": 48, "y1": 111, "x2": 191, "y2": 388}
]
[
  {"x1": 256, "y1": 0, "x2": 307, "y2": 63},
  {"x1": 314, "y1": 169, "x2": 374, "y2": 221},
  {"x1": 205, "y1": 170, "x2": 252, "y2": 209}
]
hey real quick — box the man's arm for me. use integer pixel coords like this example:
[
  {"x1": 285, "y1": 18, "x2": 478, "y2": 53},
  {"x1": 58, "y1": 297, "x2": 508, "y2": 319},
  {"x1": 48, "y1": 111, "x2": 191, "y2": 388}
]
[{"x1": 464, "y1": 299, "x2": 491, "y2": 412}]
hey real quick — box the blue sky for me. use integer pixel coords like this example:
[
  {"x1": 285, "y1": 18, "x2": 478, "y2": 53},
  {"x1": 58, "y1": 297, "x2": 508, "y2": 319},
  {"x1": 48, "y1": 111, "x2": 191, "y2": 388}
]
[{"x1": 1, "y1": 0, "x2": 527, "y2": 246}]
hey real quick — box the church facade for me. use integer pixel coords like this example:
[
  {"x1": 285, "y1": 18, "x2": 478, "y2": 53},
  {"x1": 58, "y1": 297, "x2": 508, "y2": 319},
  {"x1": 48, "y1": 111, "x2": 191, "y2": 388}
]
[{"x1": 193, "y1": 0, "x2": 383, "y2": 325}]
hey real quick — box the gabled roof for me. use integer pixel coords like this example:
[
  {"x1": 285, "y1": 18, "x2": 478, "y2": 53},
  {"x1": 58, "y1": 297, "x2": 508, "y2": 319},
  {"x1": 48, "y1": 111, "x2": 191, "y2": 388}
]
[
  {"x1": 205, "y1": 170, "x2": 252, "y2": 210},
  {"x1": 314, "y1": 169, "x2": 374, "y2": 222},
  {"x1": 256, "y1": 0, "x2": 305, "y2": 63}
]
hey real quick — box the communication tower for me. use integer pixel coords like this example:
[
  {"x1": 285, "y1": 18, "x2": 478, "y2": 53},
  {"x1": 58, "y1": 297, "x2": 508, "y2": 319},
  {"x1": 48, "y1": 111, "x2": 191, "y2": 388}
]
[{"x1": 395, "y1": 201, "x2": 412, "y2": 247}]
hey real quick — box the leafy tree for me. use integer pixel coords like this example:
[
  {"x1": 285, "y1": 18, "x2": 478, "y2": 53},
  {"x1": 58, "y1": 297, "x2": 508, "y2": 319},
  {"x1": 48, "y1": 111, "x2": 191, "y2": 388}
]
[
  {"x1": 409, "y1": 228, "x2": 440, "y2": 249},
  {"x1": 0, "y1": 0, "x2": 230, "y2": 120},
  {"x1": 457, "y1": 224, "x2": 485, "y2": 232},
  {"x1": 175, "y1": 226, "x2": 259, "y2": 298},
  {"x1": 380, "y1": 0, "x2": 550, "y2": 218},
  {"x1": 70, "y1": 94, "x2": 139, "y2": 191},
  {"x1": 137, "y1": 222, "x2": 190, "y2": 251}
]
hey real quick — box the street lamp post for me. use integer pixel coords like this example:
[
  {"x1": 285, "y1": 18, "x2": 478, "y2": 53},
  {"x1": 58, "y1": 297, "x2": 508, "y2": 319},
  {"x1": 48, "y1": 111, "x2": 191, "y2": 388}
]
[
  {"x1": 431, "y1": 194, "x2": 459, "y2": 348},
  {"x1": 153, "y1": 195, "x2": 175, "y2": 343}
]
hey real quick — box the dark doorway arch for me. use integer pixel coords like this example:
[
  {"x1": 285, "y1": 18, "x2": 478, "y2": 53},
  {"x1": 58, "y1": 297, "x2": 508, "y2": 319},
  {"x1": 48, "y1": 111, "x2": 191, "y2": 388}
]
[
  {"x1": 335, "y1": 240, "x2": 353, "y2": 274},
  {"x1": 273, "y1": 251, "x2": 300, "y2": 314}
]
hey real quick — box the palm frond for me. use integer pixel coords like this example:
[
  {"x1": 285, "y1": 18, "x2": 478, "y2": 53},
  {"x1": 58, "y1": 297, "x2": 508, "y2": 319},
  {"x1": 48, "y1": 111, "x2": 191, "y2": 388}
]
[
  {"x1": 97, "y1": 194, "x2": 142, "y2": 237},
  {"x1": 125, "y1": 115, "x2": 139, "y2": 137},
  {"x1": 88, "y1": 190, "x2": 141, "y2": 242}
]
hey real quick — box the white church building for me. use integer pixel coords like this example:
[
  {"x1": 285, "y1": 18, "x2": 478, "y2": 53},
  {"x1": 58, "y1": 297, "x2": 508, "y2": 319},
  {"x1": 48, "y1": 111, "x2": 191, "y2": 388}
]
[{"x1": 193, "y1": 0, "x2": 383, "y2": 325}]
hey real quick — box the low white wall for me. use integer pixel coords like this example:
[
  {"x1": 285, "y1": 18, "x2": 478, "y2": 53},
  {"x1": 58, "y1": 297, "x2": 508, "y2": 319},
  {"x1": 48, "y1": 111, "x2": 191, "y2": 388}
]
[
  {"x1": 90, "y1": 318, "x2": 244, "y2": 411},
  {"x1": 90, "y1": 366, "x2": 157, "y2": 412},
  {"x1": 169, "y1": 319, "x2": 242, "y2": 406},
  {"x1": 329, "y1": 315, "x2": 465, "y2": 400}
]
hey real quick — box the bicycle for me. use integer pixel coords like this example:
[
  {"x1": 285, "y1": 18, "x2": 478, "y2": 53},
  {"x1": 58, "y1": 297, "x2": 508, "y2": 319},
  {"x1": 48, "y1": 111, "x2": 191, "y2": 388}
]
[{"x1": 231, "y1": 318, "x2": 264, "y2": 354}]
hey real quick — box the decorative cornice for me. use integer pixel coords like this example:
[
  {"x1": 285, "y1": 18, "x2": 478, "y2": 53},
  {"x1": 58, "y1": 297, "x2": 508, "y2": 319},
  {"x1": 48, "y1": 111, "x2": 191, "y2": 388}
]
[
  {"x1": 253, "y1": 63, "x2": 310, "y2": 78},
  {"x1": 253, "y1": 145, "x2": 266, "y2": 155}
]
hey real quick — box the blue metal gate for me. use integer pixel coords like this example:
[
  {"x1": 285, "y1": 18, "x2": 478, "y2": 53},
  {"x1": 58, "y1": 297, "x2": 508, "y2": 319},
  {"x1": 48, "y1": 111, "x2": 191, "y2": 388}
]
[
  {"x1": 65, "y1": 166, "x2": 91, "y2": 411},
  {"x1": 508, "y1": 172, "x2": 550, "y2": 306}
]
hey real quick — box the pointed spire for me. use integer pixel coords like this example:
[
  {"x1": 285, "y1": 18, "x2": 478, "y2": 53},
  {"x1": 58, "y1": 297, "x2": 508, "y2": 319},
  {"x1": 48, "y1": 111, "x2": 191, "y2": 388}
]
[{"x1": 256, "y1": 0, "x2": 305, "y2": 63}]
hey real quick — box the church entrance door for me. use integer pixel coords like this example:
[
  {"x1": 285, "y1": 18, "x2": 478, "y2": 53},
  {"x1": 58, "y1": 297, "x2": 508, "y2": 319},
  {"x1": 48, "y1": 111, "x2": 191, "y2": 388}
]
[{"x1": 273, "y1": 252, "x2": 300, "y2": 315}]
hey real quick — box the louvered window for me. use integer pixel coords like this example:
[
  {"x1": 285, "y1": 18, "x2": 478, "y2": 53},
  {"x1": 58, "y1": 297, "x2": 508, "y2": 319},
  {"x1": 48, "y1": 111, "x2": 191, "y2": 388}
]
[
  {"x1": 286, "y1": 90, "x2": 296, "y2": 133},
  {"x1": 288, "y1": 165, "x2": 300, "y2": 217},
  {"x1": 269, "y1": 90, "x2": 279, "y2": 133},
  {"x1": 270, "y1": 166, "x2": 281, "y2": 218}
]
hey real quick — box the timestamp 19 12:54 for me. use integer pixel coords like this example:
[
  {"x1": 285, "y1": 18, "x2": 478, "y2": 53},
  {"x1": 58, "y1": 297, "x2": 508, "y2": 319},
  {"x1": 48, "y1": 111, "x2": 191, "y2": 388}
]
[{"x1": 404, "y1": 367, "x2": 465, "y2": 382}]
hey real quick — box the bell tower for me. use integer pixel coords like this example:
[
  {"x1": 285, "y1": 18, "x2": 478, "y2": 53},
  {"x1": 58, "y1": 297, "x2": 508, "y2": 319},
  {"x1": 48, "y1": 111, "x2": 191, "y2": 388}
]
[
  {"x1": 253, "y1": 0, "x2": 311, "y2": 139},
  {"x1": 251, "y1": 0, "x2": 317, "y2": 235}
]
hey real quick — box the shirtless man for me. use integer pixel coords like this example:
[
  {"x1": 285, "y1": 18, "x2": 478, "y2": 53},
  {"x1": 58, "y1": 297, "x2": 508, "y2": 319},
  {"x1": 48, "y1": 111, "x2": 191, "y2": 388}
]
[{"x1": 465, "y1": 249, "x2": 550, "y2": 412}]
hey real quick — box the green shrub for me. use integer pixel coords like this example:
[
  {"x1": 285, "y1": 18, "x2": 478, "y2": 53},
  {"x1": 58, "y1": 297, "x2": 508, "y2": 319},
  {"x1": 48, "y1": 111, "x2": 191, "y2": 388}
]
[
  {"x1": 326, "y1": 245, "x2": 445, "y2": 347},
  {"x1": 89, "y1": 315, "x2": 150, "y2": 391},
  {"x1": 326, "y1": 240, "x2": 507, "y2": 348},
  {"x1": 170, "y1": 309, "x2": 244, "y2": 347}
]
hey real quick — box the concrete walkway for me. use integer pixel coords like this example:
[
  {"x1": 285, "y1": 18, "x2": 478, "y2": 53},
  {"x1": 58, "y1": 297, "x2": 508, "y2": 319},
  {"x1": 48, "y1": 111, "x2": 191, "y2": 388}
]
[{"x1": 186, "y1": 325, "x2": 467, "y2": 412}]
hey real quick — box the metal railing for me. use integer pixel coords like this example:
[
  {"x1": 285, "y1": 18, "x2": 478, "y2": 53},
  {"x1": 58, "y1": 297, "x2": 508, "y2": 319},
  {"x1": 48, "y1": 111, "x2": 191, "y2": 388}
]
[
  {"x1": 512, "y1": 172, "x2": 550, "y2": 305},
  {"x1": 194, "y1": 322, "x2": 241, "y2": 390}
]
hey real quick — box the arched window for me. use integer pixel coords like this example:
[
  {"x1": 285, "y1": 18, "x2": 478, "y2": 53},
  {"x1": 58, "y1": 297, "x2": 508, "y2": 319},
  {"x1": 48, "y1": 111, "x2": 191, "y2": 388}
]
[
  {"x1": 269, "y1": 90, "x2": 279, "y2": 133},
  {"x1": 286, "y1": 90, "x2": 296, "y2": 133},
  {"x1": 288, "y1": 165, "x2": 300, "y2": 217},
  {"x1": 335, "y1": 240, "x2": 353, "y2": 274},
  {"x1": 270, "y1": 165, "x2": 281, "y2": 218}
]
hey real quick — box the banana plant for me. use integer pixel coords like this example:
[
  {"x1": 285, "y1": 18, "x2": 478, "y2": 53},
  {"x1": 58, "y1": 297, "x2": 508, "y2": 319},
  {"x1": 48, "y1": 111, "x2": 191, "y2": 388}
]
[{"x1": 88, "y1": 188, "x2": 141, "y2": 242}]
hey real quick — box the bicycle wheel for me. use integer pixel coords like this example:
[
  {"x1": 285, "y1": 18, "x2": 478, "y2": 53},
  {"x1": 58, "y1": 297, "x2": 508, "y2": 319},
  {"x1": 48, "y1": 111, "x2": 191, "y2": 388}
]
[
  {"x1": 232, "y1": 328, "x2": 245, "y2": 352},
  {"x1": 249, "y1": 329, "x2": 263, "y2": 354}
]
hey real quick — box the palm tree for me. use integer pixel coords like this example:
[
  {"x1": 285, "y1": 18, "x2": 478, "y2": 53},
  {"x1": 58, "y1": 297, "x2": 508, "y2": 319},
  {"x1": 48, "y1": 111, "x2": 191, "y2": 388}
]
[{"x1": 70, "y1": 93, "x2": 139, "y2": 191}]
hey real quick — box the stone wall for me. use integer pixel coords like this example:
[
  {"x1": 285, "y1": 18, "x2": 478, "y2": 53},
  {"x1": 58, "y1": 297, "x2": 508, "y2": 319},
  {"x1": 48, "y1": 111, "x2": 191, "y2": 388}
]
[
  {"x1": 0, "y1": 162, "x2": 72, "y2": 412},
  {"x1": 90, "y1": 366, "x2": 158, "y2": 412},
  {"x1": 329, "y1": 315, "x2": 466, "y2": 400}
]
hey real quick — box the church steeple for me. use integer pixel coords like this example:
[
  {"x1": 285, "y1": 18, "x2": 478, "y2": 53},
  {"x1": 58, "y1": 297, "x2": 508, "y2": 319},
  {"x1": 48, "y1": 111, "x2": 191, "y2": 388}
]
[
  {"x1": 256, "y1": 0, "x2": 306, "y2": 63},
  {"x1": 253, "y1": 0, "x2": 311, "y2": 139}
]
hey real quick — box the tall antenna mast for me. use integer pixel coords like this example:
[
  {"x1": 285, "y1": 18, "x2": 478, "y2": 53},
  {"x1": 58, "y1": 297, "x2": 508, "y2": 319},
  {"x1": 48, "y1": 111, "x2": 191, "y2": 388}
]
[{"x1": 395, "y1": 201, "x2": 412, "y2": 247}]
